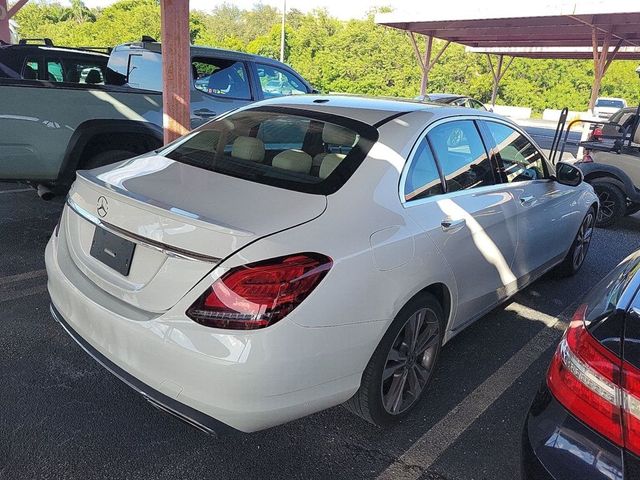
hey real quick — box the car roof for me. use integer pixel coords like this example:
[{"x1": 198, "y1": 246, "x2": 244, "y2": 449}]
[
  {"x1": 427, "y1": 93, "x2": 466, "y2": 102},
  {"x1": 0, "y1": 44, "x2": 109, "y2": 58},
  {"x1": 251, "y1": 94, "x2": 499, "y2": 126},
  {"x1": 114, "y1": 41, "x2": 292, "y2": 67}
]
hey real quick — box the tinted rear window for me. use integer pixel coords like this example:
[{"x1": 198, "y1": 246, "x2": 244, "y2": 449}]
[
  {"x1": 583, "y1": 253, "x2": 640, "y2": 324},
  {"x1": 583, "y1": 253, "x2": 640, "y2": 356},
  {"x1": 165, "y1": 107, "x2": 378, "y2": 195},
  {"x1": 596, "y1": 99, "x2": 625, "y2": 108}
]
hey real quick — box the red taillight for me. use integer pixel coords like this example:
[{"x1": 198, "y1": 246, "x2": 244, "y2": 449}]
[
  {"x1": 622, "y1": 361, "x2": 640, "y2": 455},
  {"x1": 186, "y1": 253, "x2": 332, "y2": 330},
  {"x1": 592, "y1": 127, "x2": 603, "y2": 140},
  {"x1": 547, "y1": 304, "x2": 640, "y2": 454}
]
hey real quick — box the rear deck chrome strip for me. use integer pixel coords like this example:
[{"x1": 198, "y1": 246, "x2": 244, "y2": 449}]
[{"x1": 66, "y1": 197, "x2": 221, "y2": 264}]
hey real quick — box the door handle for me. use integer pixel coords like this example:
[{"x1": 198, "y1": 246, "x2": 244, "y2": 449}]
[
  {"x1": 520, "y1": 195, "x2": 536, "y2": 206},
  {"x1": 194, "y1": 108, "x2": 217, "y2": 118},
  {"x1": 441, "y1": 218, "x2": 466, "y2": 231}
]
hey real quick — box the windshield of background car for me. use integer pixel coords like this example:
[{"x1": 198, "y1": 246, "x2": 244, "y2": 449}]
[
  {"x1": 596, "y1": 99, "x2": 625, "y2": 108},
  {"x1": 165, "y1": 107, "x2": 378, "y2": 195}
]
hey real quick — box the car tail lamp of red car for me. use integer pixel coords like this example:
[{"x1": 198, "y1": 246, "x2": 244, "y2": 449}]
[
  {"x1": 547, "y1": 304, "x2": 640, "y2": 455},
  {"x1": 186, "y1": 253, "x2": 332, "y2": 330}
]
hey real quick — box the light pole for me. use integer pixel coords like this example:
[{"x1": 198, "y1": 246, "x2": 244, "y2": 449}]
[{"x1": 279, "y1": 0, "x2": 286, "y2": 63}]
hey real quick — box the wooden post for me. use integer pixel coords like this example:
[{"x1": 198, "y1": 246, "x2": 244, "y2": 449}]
[
  {"x1": 0, "y1": 0, "x2": 10, "y2": 44},
  {"x1": 160, "y1": 0, "x2": 191, "y2": 144},
  {"x1": 588, "y1": 27, "x2": 612, "y2": 112},
  {"x1": 420, "y1": 35, "x2": 433, "y2": 96},
  {"x1": 408, "y1": 33, "x2": 450, "y2": 97},
  {"x1": 487, "y1": 54, "x2": 514, "y2": 108},
  {"x1": 0, "y1": 0, "x2": 30, "y2": 43}
]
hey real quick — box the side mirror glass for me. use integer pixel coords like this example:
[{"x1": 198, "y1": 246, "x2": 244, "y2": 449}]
[{"x1": 556, "y1": 162, "x2": 583, "y2": 187}]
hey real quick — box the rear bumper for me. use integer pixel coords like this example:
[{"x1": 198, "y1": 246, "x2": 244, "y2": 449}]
[
  {"x1": 46, "y1": 229, "x2": 383, "y2": 432},
  {"x1": 50, "y1": 303, "x2": 236, "y2": 436},
  {"x1": 522, "y1": 383, "x2": 624, "y2": 480}
]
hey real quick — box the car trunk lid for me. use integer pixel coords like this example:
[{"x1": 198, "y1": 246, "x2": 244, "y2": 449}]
[{"x1": 63, "y1": 155, "x2": 327, "y2": 312}]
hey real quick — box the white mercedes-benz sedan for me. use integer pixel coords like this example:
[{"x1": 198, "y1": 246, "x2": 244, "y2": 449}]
[{"x1": 46, "y1": 96, "x2": 598, "y2": 434}]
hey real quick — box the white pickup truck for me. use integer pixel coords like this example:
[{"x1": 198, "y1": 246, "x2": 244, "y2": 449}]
[{"x1": 0, "y1": 38, "x2": 313, "y2": 197}]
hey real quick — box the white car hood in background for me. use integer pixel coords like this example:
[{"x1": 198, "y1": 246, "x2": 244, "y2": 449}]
[{"x1": 63, "y1": 155, "x2": 327, "y2": 312}]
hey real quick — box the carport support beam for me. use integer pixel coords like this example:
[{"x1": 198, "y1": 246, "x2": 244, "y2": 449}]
[
  {"x1": 588, "y1": 28, "x2": 616, "y2": 112},
  {"x1": 0, "y1": 0, "x2": 9, "y2": 44},
  {"x1": 160, "y1": 0, "x2": 191, "y2": 144},
  {"x1": 1, "y1": 0, "x2": 30, "y2": 44},
  {"x1": 409, "y1": 32, "x2": 450, "y2": 96},
  {"x1": 487, "y1": 54, "x2": 514, "y2": 107}
]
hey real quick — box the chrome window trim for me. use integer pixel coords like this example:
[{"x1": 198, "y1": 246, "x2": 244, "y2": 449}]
[
  {"x1": 399, "y1": 114, "x2": 550, "y2": 208},
  {"x1": 66, "y1": 196, "x2": 221, "y2": 264}
]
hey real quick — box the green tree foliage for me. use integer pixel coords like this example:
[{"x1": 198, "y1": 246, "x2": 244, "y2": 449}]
[{"x1": 14, "y1": 0, "x2": 640, "y2": 113}]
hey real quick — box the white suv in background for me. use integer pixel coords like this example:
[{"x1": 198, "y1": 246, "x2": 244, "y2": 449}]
[{"x1": 594, "y1": 97, "x2": 627, "y2": 120}]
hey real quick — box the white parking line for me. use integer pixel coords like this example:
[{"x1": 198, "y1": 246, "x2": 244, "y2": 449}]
[
  {"x1": 376, "y1": 301, "x2": 576, "y2": 480},
  {"x1": 0, "y1": 269, "x2": 47, "y2": 287},
  {"x1": 0, "y1": 188, "x2": 33, "y2": 194}
]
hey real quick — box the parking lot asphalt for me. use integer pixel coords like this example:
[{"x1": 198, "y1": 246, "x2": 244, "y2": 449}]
[{"x1": 1, "y1": 181, "x2": 639, "y2": 480}]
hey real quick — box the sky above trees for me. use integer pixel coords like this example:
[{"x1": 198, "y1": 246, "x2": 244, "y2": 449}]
[{"x1": 56, "y1": 0, "x2": 391, "y2": 19}]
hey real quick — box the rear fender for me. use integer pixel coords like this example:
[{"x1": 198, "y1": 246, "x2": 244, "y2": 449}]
[
  {"x1": 57, "y1": 119, "x2": 163, "y2": 187},
  {"x1": 580, "y1": 162, "x2": 640, "y2": 202}
]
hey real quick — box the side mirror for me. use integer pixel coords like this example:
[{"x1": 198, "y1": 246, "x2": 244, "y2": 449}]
[{"x1": 555, "y1": 162, "x2": 583, "y2": 187}]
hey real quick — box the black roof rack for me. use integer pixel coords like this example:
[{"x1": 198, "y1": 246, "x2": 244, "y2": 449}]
[
  {"x1": 19, "y1": 38, "x2": 54, "y2": 47},
  {"x1": 141, "y1": 35, "x2": 158, "y2": 43}
]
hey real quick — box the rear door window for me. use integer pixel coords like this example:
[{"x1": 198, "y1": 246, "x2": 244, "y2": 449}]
[
  {"x1": 127, "y1": 52, "x2": 162, "y2": 91},
  {"x1": 165, "y1": 108, "x2": 377, "y2": 195},
  {"x1": 62, "y1": 58, "x2": 106, "y2": 84},
  {"x1": 46, "y1": 59, "x2": 64, "y2": 82},
  {"x1": 256, "y1": 64, "x2": 308, "y2": 98},
  {"x1": 426, "y1": 120, "x2": 495, "y2": 192},
  {"x1": 22, "y1": 57, "x2": 41, "y2": 80},
  {"x1": 484, "y1": 121, "x2": 548, "y2": 183},
  {"x1": 403, "y1": 137, "x2": 444, "y2": 201},
  {"x1": 193, "y1": 57, "x2": 251, "y2": 100}
]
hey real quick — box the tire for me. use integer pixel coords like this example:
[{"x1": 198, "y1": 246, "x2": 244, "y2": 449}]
[
  {"x1": 626, "y1": 202, "x2": 640, "y2": 216},
  {"x1": 83, "y1": 149, "x2": 137, "y2": 170},
  {"x1": 555, "y1": 207, "x2": 595, "y2": 277},
  {"x1": 344, "y1": 292, "x2": 444, "y2": 426},
  {"x1": 591, "y1": 180, "x2": 626, "y2": 227}
]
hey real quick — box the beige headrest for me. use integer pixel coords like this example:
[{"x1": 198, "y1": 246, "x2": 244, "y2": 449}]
[
  {"x1": 319, "y1": 153, "x2": 345, "y2": 179},
  {"x1": 323, "y1": 123, "x2": 357, "y2": 146},
  {"x1": 272, "y1": 149, "x2": 312, "y2": 174},
  {"x1": 232, "y1": 136, "x2": 265, "y2": 162}
]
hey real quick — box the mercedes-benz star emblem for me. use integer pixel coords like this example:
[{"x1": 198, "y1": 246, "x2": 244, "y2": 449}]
[{"x1": 96, "y1": 196, "x2": 109, "y2": 218}]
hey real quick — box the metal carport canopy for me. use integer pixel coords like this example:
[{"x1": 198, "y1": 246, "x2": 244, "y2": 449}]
[{"x1": 376, "y1": 1, "x2": 640, "y2": 109}]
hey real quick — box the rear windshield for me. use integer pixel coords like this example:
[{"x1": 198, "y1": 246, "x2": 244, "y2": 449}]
[
  {"x1": 165, "y1": 107, "x2": 378, "y2": 195},
  {"x1": 583, "y1": 253, "x2": 640, "y2": 324},
  {"x1": 596, "y1": 99, "x2": 625, "y2": 108}
]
